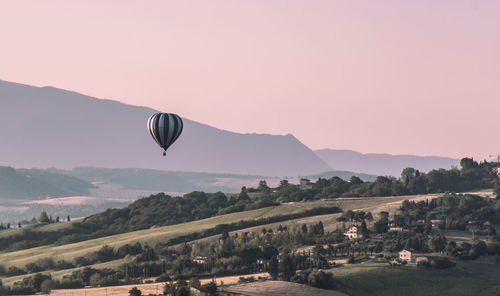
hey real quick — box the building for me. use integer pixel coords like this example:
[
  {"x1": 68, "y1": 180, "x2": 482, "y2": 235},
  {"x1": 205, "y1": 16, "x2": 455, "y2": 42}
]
[
  {"x1": 399, "y1": 249, "x2": 428, "y2": 264},
  {"x1": 299, "y1": 179, "x2": 313, "y2": 190},
  {"x1": 344, "y1": 226, "x2": 361, "y2": 239},
  {"x1": 415, "y1": 256, "x2": 429, "y2": 264},
  {"x1": 389, "y1": 227, "x2": 403, "y2": 232},
  {"x1": 466, "y1": 220, "x2": 481, "y2": 232},
  {"x1": 193, "y1": 256, "x2": 207, "y2": 264},
  {"x1": 399, "y1": 249, "x2": 415, "y2": 263}
]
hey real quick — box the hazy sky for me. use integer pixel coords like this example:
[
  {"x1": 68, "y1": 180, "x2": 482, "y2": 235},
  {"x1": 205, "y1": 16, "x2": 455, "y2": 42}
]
[{"x1": 1, "y1": 0, "x2": 499, "y2": 160}]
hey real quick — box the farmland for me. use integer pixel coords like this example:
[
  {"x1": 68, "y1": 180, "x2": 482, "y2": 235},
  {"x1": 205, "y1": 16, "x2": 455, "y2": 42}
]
[
  {"x1": 0, "y1": 190, "x2": 497, "y2": 293},
  {"x1": 0, "y1": 200, "x2": 339, "y2": 285},
  {"x1": 329, "y1": 258, "x2": 500, "y2": 296}
]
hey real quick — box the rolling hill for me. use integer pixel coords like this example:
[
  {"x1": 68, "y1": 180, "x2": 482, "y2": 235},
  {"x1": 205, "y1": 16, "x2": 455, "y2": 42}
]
[
  {"x1": 65, "y1": 167, "x2": 379, "y2": 193},
  {"x1": 0, "y1": 166, "x2": 94, "y2": 199},
  {"x1": 0, "y1": 80, "x2": 331, "y2": 177}
]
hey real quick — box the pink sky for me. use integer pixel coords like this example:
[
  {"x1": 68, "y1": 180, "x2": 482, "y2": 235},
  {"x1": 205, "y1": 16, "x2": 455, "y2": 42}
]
[{"x1": 1, "y1": 0, "x2": 499, "y2": 160}]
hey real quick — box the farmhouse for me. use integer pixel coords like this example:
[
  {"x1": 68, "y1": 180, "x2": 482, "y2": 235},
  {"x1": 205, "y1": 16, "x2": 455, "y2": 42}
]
[
  {"x1": 399, "y1": 249, "x2": 415, "y2": 263},
  {"x1": 193, "y1": 256, "x2": 208, "y2": 264},
  {"x1": 399, "y1": 249, "x2": 428, "y2": 264},
  {"x1": 344, "y1": 226, "x2": 361, "y2": 239}
]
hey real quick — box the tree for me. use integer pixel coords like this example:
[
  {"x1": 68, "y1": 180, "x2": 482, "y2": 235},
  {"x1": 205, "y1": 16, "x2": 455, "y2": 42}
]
[
  {"x1": 220, "y1": 230, "x2": 230, "y2": 240},
  {"x1": 238, "y1": 188, "x2": 250, "y2": 202},
  {"x1": 460, "y1": 157, "x2": 478, "y2": 170},
  {"x1": 279, "y1": 180, "x2": 289, "y2": 188},
  {"x1": 129, "y1": 287, "x2": 141, "y2": 296},
  {"x1": 345, "y1": 210, "x2": 355, "y2": 225},
  {"x1": 360, "y1": 221, "x2": 368, "y2": 237},
  {"x1": 301, "y1": 224, "x2": 308, "y2": 233},
  {"x1": 56, "y1": 216, "x2": 60, "y2": 223},
  {"x1": 317, "y1": 221, "x2": 324, "y2": 235},
  {"x1": 349, "y1": 176, "x2": 363, "y2": 186},
  {"x1": 423, "y1": 221, "x2": 432, "y2": 235},
  {"x1": 494, "y1": 181, "x2": 500, "y2": 199},
  {"x1": 163, "y1": 281, "x2": 176, "y2": 295},
  {"x1": 372, "y1": 219, "x2": 388, "y2": 234},
  {"x1": 379, "y1": 211, "x2": 389, "y2": 220},
  {"x1": 39, "y1": 211, "x2": 50, "y2": 223},
  {"x1": 202, "y1": 281, "x2": 218, "y2": 296},
  {"x1": 307, "y1": 270, "x2": 335, "y2": 289},
  {"x1": 366, "y1": 212, "x2": 374, "y2": 226},
  {"x1": 269, "y1": 256, "x2": 279, "y2": 280},
  {"x1": 189, "y1": 277, "x2": 200, "y2": 288},
  {"x1": 96, "y1": 245, "x2": 115, "y2": 262},
  {"x1": 258, "y1": 180, "x2": 269, "y2": 192},
  {"x1": 67, "y1": 215, "x2": 71, "y2": 222},
  {"x1": 428, "y1": 236, "x2": 447, "y2": 252},
  {"x1": 89, "y1": 273, "x2": 102, "y2": 287},
  {"x1": 174, "y1": 280, "x2": 190, "y2": 296},
  {"x1": 279, "y1": 254, "x2": 296, "y2": 281},
  {"x1": 40, "y1": 279, "x2": 54, "y2": 294},
  {"x1": 401, "y1": 167, "x2": 416, "y2": 185}
]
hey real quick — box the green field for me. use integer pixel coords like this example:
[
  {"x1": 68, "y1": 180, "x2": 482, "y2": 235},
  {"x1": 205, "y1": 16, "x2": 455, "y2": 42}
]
[{"x1": 329, "y1": 259, "x2": 500, "y2": 296}]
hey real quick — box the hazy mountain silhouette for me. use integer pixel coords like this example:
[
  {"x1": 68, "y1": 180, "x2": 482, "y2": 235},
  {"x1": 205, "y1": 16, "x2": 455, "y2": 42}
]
[
  {"x1": 0, "y1": 166, "x2": 94, "y2": 199},
  {"x1": 315, "y1": 149, "x2": 460, "y2": 177},
  {"x1": 0, "y1": 80, "x2": 331, "y2": 176}
]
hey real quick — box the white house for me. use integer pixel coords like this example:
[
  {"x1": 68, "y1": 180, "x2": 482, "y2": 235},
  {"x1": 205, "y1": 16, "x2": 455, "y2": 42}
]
[
  {"x1": 193, "y1": 256, "x2": 207, "y2": 264},
  {"x1": 344, "y1": 226, "x2": 361, "y2": 239}
]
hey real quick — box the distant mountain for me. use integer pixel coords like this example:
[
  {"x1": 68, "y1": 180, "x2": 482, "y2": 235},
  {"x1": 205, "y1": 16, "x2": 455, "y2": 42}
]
[
  {"x1": 0, "y1": 166, "x2": 94, "y2": 199},
  {"x1": 65, "y1": 167, "x2": 377, "y2": 194},
  {"x1": 315, "y1": 149, "x2": 460, "y2": 177},
  {"x1": 0, "y1": 80, "x2": 331, "y2": 176},
  {"x1": 65, "y1": 167, "x2": 266, "y2": 193}
]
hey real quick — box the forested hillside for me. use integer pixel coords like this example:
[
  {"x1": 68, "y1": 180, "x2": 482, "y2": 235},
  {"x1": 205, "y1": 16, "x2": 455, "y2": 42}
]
[{"x1": 0, "y1": 166, "x2": 94, "y2": 199}]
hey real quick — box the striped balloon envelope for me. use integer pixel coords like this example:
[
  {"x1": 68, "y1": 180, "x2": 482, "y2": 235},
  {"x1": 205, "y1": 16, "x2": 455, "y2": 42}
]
[{"x1": 147, "y1": 113, "x2": 184, "y2": 156}]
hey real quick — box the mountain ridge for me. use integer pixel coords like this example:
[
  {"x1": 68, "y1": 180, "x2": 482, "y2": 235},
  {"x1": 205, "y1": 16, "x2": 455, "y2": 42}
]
[
  {"x1": 0, "y1": 80, "x2": 331, "y2": 176},
  {"x1": 315, "y1": 148, "x2": 460, "y2": 177}
]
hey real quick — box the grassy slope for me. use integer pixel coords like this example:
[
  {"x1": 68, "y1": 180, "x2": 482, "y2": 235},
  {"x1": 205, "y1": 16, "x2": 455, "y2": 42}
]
[
  {"x1": 1, "y1": 191, "x2": 493, "y2": 288},
  {"x1": 329, "y1": 259, "x2": 500, "y2": 296},
  {"x1": 0, "y1": 193, "x2": 435, "y2": 287},
  {"x1": 0, "y1": 200, "x2": 338, "y2": 285}
]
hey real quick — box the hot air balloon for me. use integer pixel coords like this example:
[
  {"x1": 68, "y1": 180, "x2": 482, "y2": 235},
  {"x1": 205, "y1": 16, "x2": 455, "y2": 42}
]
[{"x1": 147, "y1": 113, "x2": 183, "y2": 156}]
